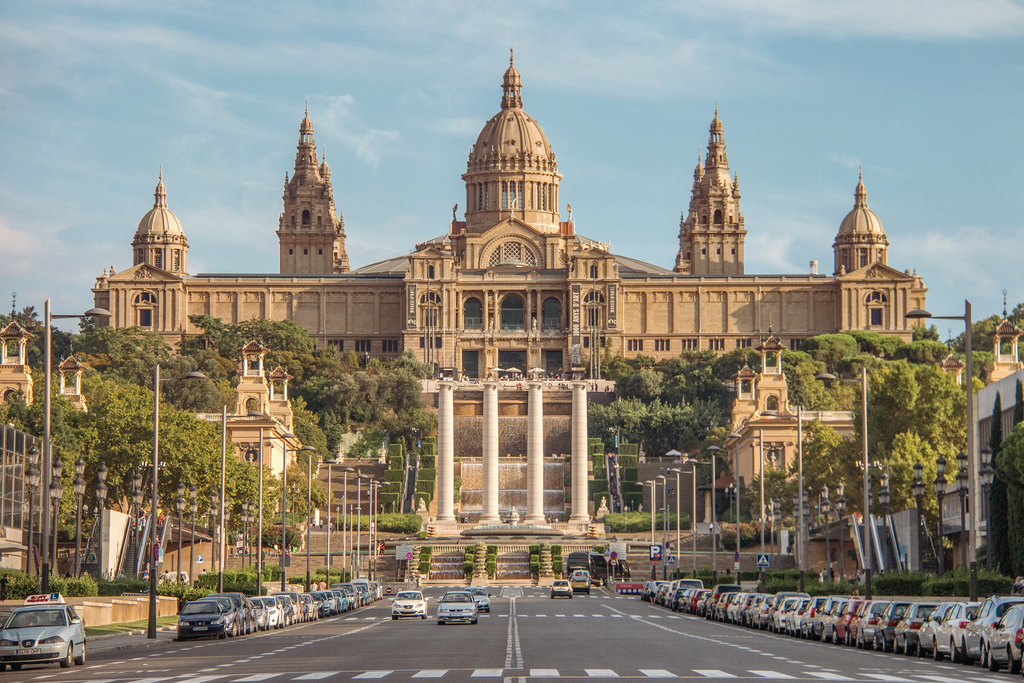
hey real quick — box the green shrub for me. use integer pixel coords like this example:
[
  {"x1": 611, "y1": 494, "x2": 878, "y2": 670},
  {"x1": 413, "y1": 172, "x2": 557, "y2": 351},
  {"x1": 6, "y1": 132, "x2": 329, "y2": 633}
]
[
  {"x1": 528, "y1": 544, "x2": 541, "y2": 556},
  {"x1": 388, "y1": 443, "x2": 404, "y2": 459},
  {"x1": 97, "y1": 576, "x2": 149, "y2": 596},
  {"x1": 314, "y1": 568, "x2": 350, "y2": 583},
  {"x1": 463, "y1": 560, "x2": 474, "y2": 576},
  {"x1": 420, "y1": 454, "x2": 436, "y2": 468},
  {"x1": 389, "y1": 455, "x2": 404, "y2": 471},
  {"x1": 379, "y1": 492, "x2": 401, "y2": 512},
  {"x1": 872, "y1": 571, "x2": 930, "y2": 596},
  {"x1": 416, "y1": 480, "x2": 436, "y2": 497},
  {"x1": 551, "y1": 544, "x2": 562, "y2": 558},
  {"x1": 157, "y1": 582, "x2": 211, "y2": 609},
  {"x1": 384, "y1": 470, "x2": 405, "y2": 483},
  {"x1": 417, "y1": 467, "x2": 436, "y2": 483},
  {"x1": 529, "y1": 557, "x2": 540, "y2": 577},
  {"x1": 486, "y1": 545, "x2": 497, "y2": 555},
  {"x1": 376, "y1": 513, "x2": 422, "y2": 533},
  {"x1": 486, "y1": 560, "x2": 496, "y2": 578},
  {"x1": 289, "y1": 576, "x2": 305, "y2": 584},
  {"x1": 604, "y1": 511, "x2": 690, "y2": 533},
  {"x1": 552, "y1": 558, "x2": 562, "y2": 575},
  {"x1": 421, "y1": 437, "x2": 436, "y2": 455}
]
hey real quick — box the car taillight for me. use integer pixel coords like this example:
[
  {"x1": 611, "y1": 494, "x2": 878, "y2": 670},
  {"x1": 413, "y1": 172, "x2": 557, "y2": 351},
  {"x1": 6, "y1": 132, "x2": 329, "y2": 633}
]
[
  {"x1": 958, "y1": 620, "x2": 970, "y2": 628},
  {"x1": 868, "y1": 617, "x2": 879, "y2": 625},
  {"x1": 909, "y1": 621, "x2": 921, "y2": 629},
  {"x1": 809, "y1": 608, "x2": 816, "y2": 617},
  {"x1": 887, "y1": 619, "x2": 898, "y2": 627},
  {"x1": 1015, "y1": 627, "x2": 1023, "y2": 644}
]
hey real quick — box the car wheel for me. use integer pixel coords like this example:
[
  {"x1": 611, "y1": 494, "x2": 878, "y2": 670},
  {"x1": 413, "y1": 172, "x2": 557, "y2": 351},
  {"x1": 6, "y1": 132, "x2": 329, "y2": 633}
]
[
  {"x1": 918, "y1": 640, "x2": 926, "y2": 658},
  {"x1": 933, "y1": 638, "x2": 943, "y2": 661},
  {"x1": 471, "y1": 618, "x2": 478, "y2": 624},
  {"x1": 987, "y1": 645, "x2": 999, "y2": 672},
  {"x1": 74, "y1": 642, "x2": 86, "y2": 665},
  {"x1": 219, "y1": 632, "x2": 227, "y2": 639},
  {"x1": 421, "y1": 614, "x2": 427, "y2": 620},
  {"x1": 950, "y1": 638, "x2": 960, "y2": 663},
  {"x1": 960, "y1": 638, "x2": 973, "y2": 665},
  {"x1": 392, "y1": 615, "x2": 398, "y2": 620},
  {"x1": 60, "y1": 644, "x2": 72, "y2": 668},
  {"x1": 437, "y1": 620, "x2": 444, "y2": 625},
  {"x1": 10, "y1": 664, "x2": 22, "y2": 671},
  {"x1": 1007, "y1": 646, "x2": 1021, "y2": 674}
]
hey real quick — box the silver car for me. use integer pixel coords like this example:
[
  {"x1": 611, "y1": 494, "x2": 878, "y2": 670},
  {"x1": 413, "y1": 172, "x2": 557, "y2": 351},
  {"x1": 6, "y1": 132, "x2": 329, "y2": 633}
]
[
  {"x1": 986, "y1": 602, "x2": 1024, "y2": 674},
  {"x1": 932, "y1": 601, "x2": 980, "y2": 662},
  {"x1": 0, "y1": 597, "x2": 87, "y2": 671},
  {"x1": 916, "y1": 601, "x2": 957, "y2": 659},
  {"x1": 436, "y1": 590, "x2": 479, "y2": 625},
  {"x1": 468, "y1": 587, "x2": 491, "y2": 613},
  {"x1": 961, "y1": 595, "x2": 1024, "y2": 667}
]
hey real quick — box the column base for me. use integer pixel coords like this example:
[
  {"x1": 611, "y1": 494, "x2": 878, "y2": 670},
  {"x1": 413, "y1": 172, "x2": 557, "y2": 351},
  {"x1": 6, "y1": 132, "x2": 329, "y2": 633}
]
[
  {"x1": 479, "y1": 515, "x2": 500, "y2": 525},
  {"x1": 524, "y1": 515, "x2": 546, "y2": 525},
  {"x1": 568, "y1": 514, "x2": 589, "y2": 523}
]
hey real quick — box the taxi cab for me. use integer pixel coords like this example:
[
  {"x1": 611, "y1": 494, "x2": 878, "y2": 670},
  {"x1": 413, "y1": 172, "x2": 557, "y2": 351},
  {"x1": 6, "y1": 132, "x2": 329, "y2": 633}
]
[
  {"x1": 570, "y1": 569, "x2": 591, "y2": 594},
  {"x1": 0, "y1": 593, "x2": 86, "y2": 671}
]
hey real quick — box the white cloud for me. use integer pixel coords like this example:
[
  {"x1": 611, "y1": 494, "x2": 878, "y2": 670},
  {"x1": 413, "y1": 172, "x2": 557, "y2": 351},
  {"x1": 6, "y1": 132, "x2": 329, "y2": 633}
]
[{"x1": 312, "y1": 95, "x2": 400, "y2": 169}]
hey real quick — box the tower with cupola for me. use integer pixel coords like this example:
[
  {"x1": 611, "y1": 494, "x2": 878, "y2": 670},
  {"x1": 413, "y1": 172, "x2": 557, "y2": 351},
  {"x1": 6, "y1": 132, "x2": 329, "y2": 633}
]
[
  {"x1": 131, "y1": 171, "x2": 189, "y2": 274},
  {"x1": 277, "y1": 108, "x2": 350, "y2": 274},
  {"x1": 674, "y1": 108, "x2": 746, "y2": 275},
  {"x1": 833, "y1": 171, "x2": 889, "y2": 275}
]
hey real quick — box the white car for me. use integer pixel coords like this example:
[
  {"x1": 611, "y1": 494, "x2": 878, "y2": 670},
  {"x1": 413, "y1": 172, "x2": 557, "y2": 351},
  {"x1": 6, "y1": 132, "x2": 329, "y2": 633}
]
[
  {"x1": 392, "y1": 591, "x2": 428, "y2": 620},
  {"x1": 468, "y1": 587, "x2": 491, "y2": 613},
  {"x1": 0, "y1": 594, "x2": 87, "y2": 671},
  {"x1": 436, "y1": 591, "x2": 478, "y2": 625},
  {"x1": 255, "y1": 596, "x2": 283, "y2": 629},
  {"x1": 932, "y1": 601, "x2": 980, "y2": 662}
]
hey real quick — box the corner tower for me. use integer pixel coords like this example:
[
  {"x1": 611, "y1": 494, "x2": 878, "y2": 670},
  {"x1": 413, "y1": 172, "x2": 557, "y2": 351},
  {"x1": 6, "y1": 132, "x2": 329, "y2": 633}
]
[
  {"x1": 277, "y1": 108, "x2": 350, "y2": 274},
  {"x1": 461, "y1": 51, "x2": 563, "y2": 233},
  {"x1": 833, "y1": 171, "x2": 889, "y2": 275},
  {"x1": 674, "y1": 108, "x2": 746, "y2": 275},
  {"x1": 132, "y1": 172, "x2": 189, "y2": 274}
]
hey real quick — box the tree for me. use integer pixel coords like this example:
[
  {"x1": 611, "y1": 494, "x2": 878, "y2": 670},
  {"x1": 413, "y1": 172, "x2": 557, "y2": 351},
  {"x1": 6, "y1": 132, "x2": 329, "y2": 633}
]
[
  {"x1": 619, "y1": 369, "x2": 663, "y2": 404},
  {"x1": 988, "y1": 393, "x2": 1011, "y2": 574},
  {"x1": 997, "y1": 420, "x2": 1024, "y2": 576}
]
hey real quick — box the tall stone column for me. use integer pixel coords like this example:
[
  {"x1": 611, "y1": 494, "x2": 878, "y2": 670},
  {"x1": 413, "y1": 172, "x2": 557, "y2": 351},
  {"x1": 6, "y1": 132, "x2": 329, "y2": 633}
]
[
  {"x1": 481, "y1": 381, "x2": 500, "y2": 524},
  {"x1": 526, "y1": 382, "x2": 545, "y2": 524},
  {"x1": 437, "y1": 381, "x2": 455, "y2": 522},
  {"x1": 570, "y1": 382, "x2": 589, "y2": 522}
]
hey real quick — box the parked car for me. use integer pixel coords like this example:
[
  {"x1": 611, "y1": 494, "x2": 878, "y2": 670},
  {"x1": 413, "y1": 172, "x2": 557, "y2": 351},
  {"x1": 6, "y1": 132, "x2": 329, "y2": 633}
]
[
  {"x1": 785, "y1": 598, "x2": 812, "y2": 637},
  {"x1": 176, "y1": 599, "x2": 229, "y2": 640},
  {"x1": 960, "y1": 595, "x2": 1024, "y2": 667},
  {"x1": 916, "y1": 602, "x2": 957, "y2": 659},
  {"x1": 255, "y1": 596, "x2": 283, "y2": 629},
  {"x1": 436, "y1": 590, "x2": 478, "y2": 625},
  {"x1": 801, "y1": 597, "x2": 829, "y2": 639},
  {"x1": 772, "y1": 597, "x2": 801, "y2": 633},
  {"x1": 855, "y1": 600, "x2": 891, "y2": 649},
  {"x1": 270, "y1": 592, "x2": 299, "y2": 626},
  {"x1": 892, "y1": 602, "x2": 938, "y2": 656},
  {"x1": 932, "y1": 601, "x2": 980, "y2": 662},
  {"x1": 834, "y1": 598, "x2": 864, "y2": 645},
  {"x1": 985, "y1": 602, "x2": 1024, "y2": 673},
  {"x1": 874, "y1": 601, "x2": 913, "y2": 652},
  {"x1": 820, "y1": 598, "x2": 849, "y2": 643},
  {"x1": 206, "y1": 593, "x2": 256, "y2": 634}
]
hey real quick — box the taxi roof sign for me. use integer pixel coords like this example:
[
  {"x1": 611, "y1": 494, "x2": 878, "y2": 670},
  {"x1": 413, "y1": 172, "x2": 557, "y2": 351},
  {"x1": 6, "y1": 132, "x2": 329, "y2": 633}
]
[{"x1": 24, "y1": 593, "x2": 65, "y2": 605}]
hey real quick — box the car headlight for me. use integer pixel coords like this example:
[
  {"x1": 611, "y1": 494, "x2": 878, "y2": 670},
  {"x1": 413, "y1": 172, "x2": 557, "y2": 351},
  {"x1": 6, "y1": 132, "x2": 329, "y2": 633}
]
[
  {"x1": 178, "y1": 621, "x2": 188, "y2": 628},
  {"x1": 40, "y1": 636, "x2": 65, "y2": 644},
  {"x1": 0, "y1": 639, "x2": 17, "y2": 646}
]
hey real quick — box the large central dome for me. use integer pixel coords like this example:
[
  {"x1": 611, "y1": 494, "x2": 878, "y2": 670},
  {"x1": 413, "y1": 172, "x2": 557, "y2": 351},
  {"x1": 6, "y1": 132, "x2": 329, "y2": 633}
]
[{"x1": 461, "y1": 52, "x2": 563, "y2": 233}]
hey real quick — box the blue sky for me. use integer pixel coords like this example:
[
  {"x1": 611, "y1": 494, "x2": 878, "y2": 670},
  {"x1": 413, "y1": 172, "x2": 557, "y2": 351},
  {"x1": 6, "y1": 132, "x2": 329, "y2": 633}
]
[{"x1": 2, "y1": 1, "x2": 1022, "y2": 332}]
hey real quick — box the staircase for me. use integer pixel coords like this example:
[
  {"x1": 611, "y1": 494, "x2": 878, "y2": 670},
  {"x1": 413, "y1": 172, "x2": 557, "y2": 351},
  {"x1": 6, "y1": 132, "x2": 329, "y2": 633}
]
[{"x1": 496, "y1": 552, "x2": 531, "y2": 580}]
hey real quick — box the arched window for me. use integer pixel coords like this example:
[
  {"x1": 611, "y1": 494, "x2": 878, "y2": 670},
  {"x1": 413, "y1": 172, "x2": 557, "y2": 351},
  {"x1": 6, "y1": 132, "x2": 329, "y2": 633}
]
[
  {"x1": 488, "y1": 241, "x2": 537, "y2": 267},
  {"x1": 500, "y1": 295, "x2": 525, "y2": 331},
  {"x1": 134, "y1": 292, "x2": 156, "y2": 328},
  {"x1": 134, "y1": 292, "x2": 156, "y2": 304},
  {"x1": 245, "y1": 397, "x2": 259, "y2": 413},
  {"x1": 427, "y1": 265, "x2": 435, "y2": 280},
  {"x1": 420, "y1": 291, "x2": 441, "y2": 327},
  {"x1": 542, "y1": 298, "x2": 562, "y2": 331},
  {"x1": 589, "y1": 265, "x2": 599, "y2": 279},
  {"x1": 865, "y1": 291, "x2": 888, "y2": 304},
  {"x1": 463, "y1": 298, "x2": 483, "y2": 330},
  {"x1": 302, "y1": 210, "x2": 311, "y2": 225},
  {"x1": 1, "y1": 389, "x2": 14, "y2": 403},
  {"x1": 583, "y1": 291, "x2": 605, "y2": 328},
  {"x1": 714, "y1": 209, "x2": 723, "y2": 224},
  {"x1": 765, "y1": 395, "x2": 779, "y2": 411}
]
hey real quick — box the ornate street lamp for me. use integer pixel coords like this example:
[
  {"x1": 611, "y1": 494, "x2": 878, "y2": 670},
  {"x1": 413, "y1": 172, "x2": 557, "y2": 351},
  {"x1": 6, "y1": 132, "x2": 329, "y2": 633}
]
[
  {"x1": 50, "y1": 458, "x2": 65, "y2": 570},
  {"x1": 980, "y1": 446, "x2": 995, "y2": 571},
  {"x1": 73, "y1": 457, "x2": 86, "y2": 577},
  {"x1": 175, "y1": 484, "x2": 186, "y2": 583},
  {"x1": 935, "y1": 456, "x2": 947, "y2": 576},
  {"x1": 956, "y1": 450, "x2": 969, "y2": 570},
  {"x1": 189, "y1": 485, "x2": 198, "y2": 586},
  {"x1": 836, "y1": 482, "x2": 847, "y2": 583},
  {"x1": 25, "y1": 447, "x2": 40, "y2": 579},
  {"x1": 911, "y1": 462, "x2": 925, "y2": 571},
  {"x1": 94, "y1": 462, "x2": 108, "y2": 579},
  {"x1": 209, "y1": 492, "x2": 220, "y2": 587},
  {"x1": 131, "y1": 470, "x2": 144, "y2": 572},
  {"x1": 821, "y1": 486, "x2": 832, "y2": 582}
]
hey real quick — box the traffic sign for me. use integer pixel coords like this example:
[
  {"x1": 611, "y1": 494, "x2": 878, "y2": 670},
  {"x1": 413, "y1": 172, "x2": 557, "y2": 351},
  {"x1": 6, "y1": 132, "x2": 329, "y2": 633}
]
[
  {"x1": 649, "y1": 544, "x2": 662, "y2": 563},
  {"x1": 609, "y1": 550, "x2": 618, "y2": 561},
  {"x1": 757, "y1": 553, "x2": 770, "y2": 568},
  {"x1": 667, "y1": 555, "x2": 676, "y2": 565},
  {"x1": 405, "y1": 551, "x2": 414, "y2": 561}
]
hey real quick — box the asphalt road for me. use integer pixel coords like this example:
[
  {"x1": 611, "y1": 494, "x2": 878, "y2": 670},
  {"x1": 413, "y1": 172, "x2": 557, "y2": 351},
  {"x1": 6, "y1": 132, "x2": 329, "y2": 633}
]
[{"x1": 2, "y1": 586, "x2": 1007, "y2": 682}]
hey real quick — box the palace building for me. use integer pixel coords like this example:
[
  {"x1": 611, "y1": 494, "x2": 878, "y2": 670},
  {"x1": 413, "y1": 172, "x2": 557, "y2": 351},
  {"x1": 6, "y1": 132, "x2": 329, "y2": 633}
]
[{"x1": 92, "y1": 55, "x2": 927, "y2": 375}]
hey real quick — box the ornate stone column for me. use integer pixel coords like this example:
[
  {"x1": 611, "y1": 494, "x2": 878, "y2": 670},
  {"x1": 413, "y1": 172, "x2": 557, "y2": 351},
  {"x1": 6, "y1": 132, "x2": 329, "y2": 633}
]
[
  {"x1": 481, "y1": 381, "x2": 500, "y2": 524},
  {"x1": 437, "y1": 381, "x2": 455, "y2": 522},
  {"x1": 570, "y1": 382, "x2": 589, "y2": 522},
  {"x1": 526, "y1": 381, "x2": 545, "y2": 524}
]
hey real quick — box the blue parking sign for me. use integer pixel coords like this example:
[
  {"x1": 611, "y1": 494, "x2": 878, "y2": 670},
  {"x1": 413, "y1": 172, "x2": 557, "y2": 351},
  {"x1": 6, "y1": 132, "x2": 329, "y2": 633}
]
[{"x1": 649, "y1": 544, "x2": 662, "y2": 563}]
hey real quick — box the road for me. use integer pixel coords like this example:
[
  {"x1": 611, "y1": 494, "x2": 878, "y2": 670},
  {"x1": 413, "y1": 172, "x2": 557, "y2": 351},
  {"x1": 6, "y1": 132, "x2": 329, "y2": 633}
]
[{"x1": 3, "y1": 585, "x2": 1004, "y2": 681}]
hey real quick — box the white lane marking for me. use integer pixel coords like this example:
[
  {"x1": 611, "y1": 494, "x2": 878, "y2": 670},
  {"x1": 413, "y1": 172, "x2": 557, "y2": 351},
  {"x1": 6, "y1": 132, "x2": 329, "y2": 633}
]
[
  {"x1": 749, "y1": 672, "x2": 795, "y2": 679},
  {"x1": 295, "y1": 674, "x2": 339, "y2": 680},
  {"x1": 471, "y1": 669, "x2": 504, "y2": 677},
  {"x1": 180, "y1": 678, "x2": 227, "y2": 683},
  {"x1": 639, "y1": 670, "x2": 677, "y2": 678},
  {"x1": 412, "y1": 671, "x2": 448, "y2": 678},
  {"x1": 573, "y1": 614, "x2": 586, "y2": 618},
  {"x1": 694, "y1": 671, "x2": 736, "y2": 678},
  {"x1": 353, "y1": 673, "x2": 393, "y2": 679},
  {"x1": 233, "y1": 676, "x2": 279, "y2": 682},
  {"x1": 530, "y1": 670, "x2": 559, "y2": 677},
  {"x1": 585, "y1": 669, "x2": 619, "y2": 677},
  {"x1": 861, "y1": 676, "x2": 914, "y2": 682},
  {"x1": 804, "y1": 673, "x2": 854, "y2": 680}
]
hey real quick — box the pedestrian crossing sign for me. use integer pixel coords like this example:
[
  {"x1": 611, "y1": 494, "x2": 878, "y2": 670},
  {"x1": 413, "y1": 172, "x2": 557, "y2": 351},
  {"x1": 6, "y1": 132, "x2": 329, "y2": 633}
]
[{"x1": 757, "y1": 553, "x2": 770, "y2": 568}]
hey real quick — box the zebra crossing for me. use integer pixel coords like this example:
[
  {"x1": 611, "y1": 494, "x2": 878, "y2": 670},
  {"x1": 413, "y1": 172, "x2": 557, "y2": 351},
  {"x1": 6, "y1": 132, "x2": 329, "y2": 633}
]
[{"x1": 65, "y1": 669, "x2": 1010, "y2": 682}]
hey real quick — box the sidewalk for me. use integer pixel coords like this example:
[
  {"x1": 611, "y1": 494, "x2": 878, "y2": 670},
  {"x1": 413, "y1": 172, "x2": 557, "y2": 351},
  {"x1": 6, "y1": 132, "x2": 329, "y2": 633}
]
[{"x1": 88, "y1": 627, "x2": 178, "y2": 653}]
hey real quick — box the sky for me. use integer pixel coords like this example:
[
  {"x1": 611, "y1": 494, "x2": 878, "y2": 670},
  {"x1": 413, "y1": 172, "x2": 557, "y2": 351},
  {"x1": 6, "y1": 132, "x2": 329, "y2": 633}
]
[{"x1": 1, "y1": 1, "x2": 1022, "y2": 333}]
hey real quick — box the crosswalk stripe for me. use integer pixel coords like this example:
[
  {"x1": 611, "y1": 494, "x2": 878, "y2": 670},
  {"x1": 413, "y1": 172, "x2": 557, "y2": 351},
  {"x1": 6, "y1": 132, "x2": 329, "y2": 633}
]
[
  {"x1": 639, "y1": 670, "x2": 677, "y2": 678},
  {"x1": 233, "y1": 676, "x2": 279, "y2": 682},
  {"x1": 695, "y1": 671, "x2": 736, "y2": 678},
  {"x1": 861, "y1": 676, "x2": 913, "y2": 682},
  {"x1": 530, "y1": 669, "x2": 560, "y2": 677},
  {"x1": 804, "y1": 673, "x2": 854, "y2": 681},
  {"x1": 182, "y1": 678, "x2": 227, "y2": 683},
  {"x1": 295, "y1": 674, "x2": 339, "y2": 680},
  {"x1": 911, "y1": 676, "x2": 979, "y2": 683},
  {"x1": 470, "y1": 669, "x2": 503, "y2": 677},
  {"x1": 749, "y1": 672, "x2": 795, "y2": 679},
  {"x1": 411, "y1": 671, "x2": 448, "y2": 678},
  {"x1": 353, "y1": 672, "x2": 393, "y2": 679},
  {"x1": 586, "y1": 669, "x2": 619, "y2": 677}
]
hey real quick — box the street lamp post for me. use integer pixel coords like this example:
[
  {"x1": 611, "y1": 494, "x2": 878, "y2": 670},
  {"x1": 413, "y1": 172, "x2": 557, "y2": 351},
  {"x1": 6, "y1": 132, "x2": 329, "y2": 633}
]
[
  {"x1": 175, "y1": 484, "x2": 186, "y2": 583},
  {"x1": 25, "y1": 447, "x2": 40, "y2": 579},
  {"x1": 341, "y1": 467, "x2": 354, "y2": 581},
  {"x1": 821, "y1": 487, "x2": 831, "y2": 582},
  {"x1": 188, "y1": 485, "x2": 197, "y2": 586},
  {"x1": 771, "y1": 498, "x2": 782, "y2": 569},
  {"x1": 324, "y1": 457, "x2": 336, "y2": 579},
  {"x1": 131, "y1": 471, "x2": 143, "y2": 574},
  {"x1": 50, "y1": 458, "x2": 64, "y2": 573},
  {"x1": 40, "y1": 300, "x2": 110, "y2": 593},
  {"x1": 209, "y1": 494, "x2": 219, "y2": 583},
  {"x1": 912, "y1": 462, "x2": 925, "y2": 572},
  {"x1": 706, "y1": 445, "x2": 721, "y2": 581},
  {"x1": 906, "y1": 302, "x2": 976, "y2": 600},
  {"x1": 241, "y1": 501, "x2": 251, "y2": 570},
  {"x1": 816, "y1": 368, "x2": 872, "y2": 599},
  {"x1": 148, "y1": 365, "x2": 206, "y2": 638},
  {"x1": 656, "y1": 474, "x2": 667, "y2": 580},
  {"x1": 956, "y1": 450, "x2": 969, "y2": 572},
  {"x1": 836, "y1": 484, "x2": 847, "y2": 582},
  {"x1": 935, "y1": 455, "x2": 947, "y2": 577},
  {"x1": 95, "y1": 462, "x2": 108, "y2": 580},
  {"x1": 980, "y1": 447, "x2": 994, "y2": 571},
  {"x1": 73, "y1": 457, "x2": 86, "y2": 577}
]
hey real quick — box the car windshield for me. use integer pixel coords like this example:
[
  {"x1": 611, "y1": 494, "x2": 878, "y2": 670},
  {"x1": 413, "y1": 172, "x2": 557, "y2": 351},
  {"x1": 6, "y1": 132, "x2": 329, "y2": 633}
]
[
  {"x1": 443, "y1": 593, "x2": 471, "y2": 603},
  {"x1": 396, "y1": 592, "x2": 423, "y2": 600},
  {"x1": 470, "y1": 588, "x2": 487, "y2": 596},
  {"x1": 995, "y1": 601, "x2": 1024, "y2": 618},
  {"x1": 182, "y1": 601, "x2": 220, "y2": 615},
  {"x1": 5, "y1": 608, "x2": 66, "y2": 628}
]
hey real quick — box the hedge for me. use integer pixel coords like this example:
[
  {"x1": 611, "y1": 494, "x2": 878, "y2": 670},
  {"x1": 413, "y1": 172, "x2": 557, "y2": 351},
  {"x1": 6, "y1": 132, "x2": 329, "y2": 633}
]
[
  {"x1": 388, "y1": 443, "x2": 405, "y2": 459},
  {"x1": 1, "y1": 571, "x2": 101, "y2": 600},
  {"x1": 418, "y1": 467, "x2": 436, "y2": 483},
  {"x1": 420, "y1": 455, "x2": 436, "y2": 469},
  {"x1": 421, "y1": 437, "x2": 436, "y2": 455},
  {"x1": 604, "y1": 511, "x2": 690, "y2": 533},
  {"x1": 389, "y1": 455, "x2": 404, "y2": 471},
  {"x1": 619, "y1": 443, "x2": 639, "y2": 457},
  {"x1": 379, "y1": 492, "x2": 401, "y2": 512},
  {"x1": 384, "y1": 470, "x2": 406, "y2": 484},
  {"x1": 416, "y1": 480, "x2": 436, "y2": 496}
]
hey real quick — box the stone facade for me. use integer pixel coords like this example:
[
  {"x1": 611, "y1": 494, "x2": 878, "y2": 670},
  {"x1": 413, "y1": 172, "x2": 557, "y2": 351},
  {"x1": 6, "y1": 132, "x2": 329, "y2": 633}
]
[{"x1": 92, "y1": 55, "x2": 927, "y2": 374}]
